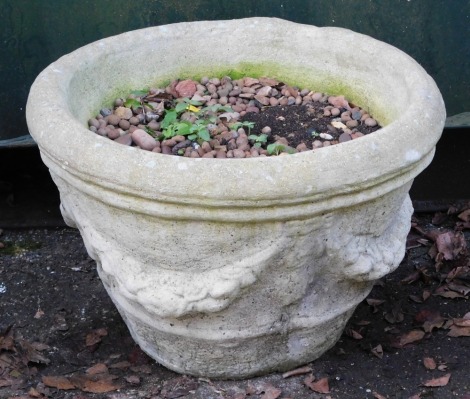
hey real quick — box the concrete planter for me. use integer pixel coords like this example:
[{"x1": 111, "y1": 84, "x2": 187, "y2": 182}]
[{"x1": 26, "y1": 18, "x2": 445, "y2": 378}]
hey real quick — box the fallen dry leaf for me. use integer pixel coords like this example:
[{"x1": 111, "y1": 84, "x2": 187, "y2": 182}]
[
  {"x1": 42, "y1": 375, "x2": 76, "y2": 390},
  {"x1": 109, "y1": 360, "x2": 131, "y2": 369},
  {"x1": 434, "y1": 285, "x2": 467, "y2": 299},
  {"x1": 260, "y1": 386, "x2": 282, "y2": 399},
  {"x1": 304, "y1": 375, "x2": 329, "y2": 394},
  {"x1": 373, "y1": 391, "x2": 388, "y2": 399},
  {"x1": 422, "y1": 373, "x2": 451, "y2": 387},
  {"x1": 27, "y1": 387, "x2": 42, "y2": 397},
  {"x1": 458, "y1": 208, "x2": 470, "y2": 222},
  {"x1": 445, "y1": 266, "x2": 468, "y2": 282},
  {"x1": 371, "y1": 344, "x2": 383, "y2": 359},
  {"x1": 435, "y1": 231, "x2": 467, "y2": 261},
  {"x1": 447, "y1": 282, "x2": 470, "y2": 296},
  {"x1": 415, "y1": 310, "x2": 446, "y2": 333},
  {"x1": 34, "y1": 309, "x2": 45, "y2": 319},
  {"x1": 86, "y1": 363, "x2": 109, "y2": 375},
  {"x1": 282, "y1": 365, "x2": 312, "y2": 378},
  {"x1": 423, "y1": 357, "x2": 436, "y2": 370},
  {"x1": 366, "y1": 298, "x2": 385, "y2": 313},
  {"x1": 80, "y1": 377, "x2": 123, "y2": 393},
  {"x1": 447, "y1": 325, "x2": 470, "y2": 337},
  {"x1": 393, "y1": 330, "x2": 425, "y2": 348},
  {"x1": 125, "y1": 375, "x2": 140, "y2": 385},
  {"x1": 0, "y1": 327, "x2": 14, "y2": 351},
  {"x1": 85, "y1": 328, "x2": 108, "y2": 347},
  {"x1": 20, "y1": 340, "x2": 50, "y2": 365},
  {"x1": 347, "y1": 329, "x2": 363, "y2": 340}
]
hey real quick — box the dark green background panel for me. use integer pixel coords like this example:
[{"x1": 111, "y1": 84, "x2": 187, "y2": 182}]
[{"x1": 1, "y1": 0, "x2": 469, "y2": 142}]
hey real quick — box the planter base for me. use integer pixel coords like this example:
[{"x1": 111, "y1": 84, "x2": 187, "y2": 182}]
[{"x1": 52, "y1": 169, "x2": 413, "y2": 378}]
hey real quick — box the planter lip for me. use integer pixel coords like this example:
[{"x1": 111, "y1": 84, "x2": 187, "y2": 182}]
[{"x1": 26, "y1": 17, "x2": 446, "y2": 207}]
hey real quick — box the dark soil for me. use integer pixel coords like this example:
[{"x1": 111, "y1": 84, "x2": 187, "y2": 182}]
[
  {"x1": 1, "y1": 205, "x2": 469, "y2": 399},
  {"x1": 241, "y1": 102, "x2": 381, "y2": 150}
]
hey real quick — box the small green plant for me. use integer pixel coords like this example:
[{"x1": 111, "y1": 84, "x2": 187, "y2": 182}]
[
  {"x1": 124, "y1": 89, "x2": 151, "y2": 109},
  {"x1": 266, "y1": 143, "x2": 296, "y2": 155},
  {"x1": 232, "y1": 121, "x2": 255, "y2": 134},
  {"x1": 248, "y1": 133, "x2": 268, "y2": 148},
  {"x1": 309, "y1": 129, "x2": 319, "y2": 138},
  {"x1": 160, "y1": 98, "x2": 231, "y2": 143}
]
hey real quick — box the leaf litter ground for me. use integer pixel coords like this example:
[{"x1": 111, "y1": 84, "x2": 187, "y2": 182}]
[{"x1": 1, "y1": 202, "x2": 469, "y2": 399}]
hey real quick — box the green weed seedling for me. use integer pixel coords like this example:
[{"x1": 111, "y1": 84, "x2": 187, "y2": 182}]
[
  {"x1": 232, "y1": 121, "x2": 255, "y2": 135},
  {"x1": 248, "y1": 133, "x2": 268, "y2": 148},
  {"x1": 267, "y1": 143, "x2": 296, "y2": 155}
]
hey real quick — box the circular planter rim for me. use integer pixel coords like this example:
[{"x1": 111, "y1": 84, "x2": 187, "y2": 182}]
[{"x1": 26, "y1": 17, "x2": 445, "y2": 206}]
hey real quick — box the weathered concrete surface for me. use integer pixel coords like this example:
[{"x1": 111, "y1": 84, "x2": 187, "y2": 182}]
[{"x1": 26, "y1": 18, "x2": 445, "y2": 378}]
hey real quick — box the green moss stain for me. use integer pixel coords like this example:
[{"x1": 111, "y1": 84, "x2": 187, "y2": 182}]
[
  {"x1": 102, "y1": 61, "x2": 390, "y2": 126},
  {"x1": 0, "y1": 241, "x2": 42, "y2": 256}
]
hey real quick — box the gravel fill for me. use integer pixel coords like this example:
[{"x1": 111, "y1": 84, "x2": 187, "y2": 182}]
[{"x1": 88, "y1": 76, "x2": 382, "y2": 158}]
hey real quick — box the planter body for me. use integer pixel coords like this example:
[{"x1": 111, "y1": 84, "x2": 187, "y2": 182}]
[{"x1": 26, "y1": 18, "x2": 445, "y2": 378}]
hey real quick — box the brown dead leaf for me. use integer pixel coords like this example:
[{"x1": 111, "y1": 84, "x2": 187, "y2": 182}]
[
  {"x1": 445, "y1": 266, "x2": 468, "y2": 282},
  {"x1": 0, "y1": 328, "x2": 14, "y2": 351},
  {"x1": 125, "y1": 375, "x2": 140, "y2": 385},
  {"x1": 70, "y1": 373, "x2": 122, "y2": 394},
  {"x1": 415, "y1": 309, "x2": 446, "y2": 333},
  {"x1": 0, "y1": 376, "x2": 17, "y2": 388},
  {"x1": 409, "y1": 294, "x2": 424, "y2": 303},
  {"x1": 458, "y1": 208, "x2": 470, "y2": 222},
  {"x1": 434, "y1": 285, "x2": 467, "y2": 299},
  {"x1": 453, "y1": 316, "x2": 470, "y2": 327},
  {"x1": 371, "y1": 344, "x2": 383, "y2": 359},
  {"x1": 19, "y1": 340, "x2": 50, "y2": 364},
  {"x1": 81, "y1": 378, "x2": 123, "y2": 393},
  {"x1": 109, "y1": 360, "x2": 131, "y2": 369},
  {"x1": 447, "y1": 282, "x2": 470, "y2": 296},
  {"x1": 384, "y1": 306, "x2": 404, "y2": 324},
  {"x1": 304, "y1": 375, "x2": 329, "y2": 394},
  {"x1": 393, "y1": 330, "x2": 425, "y2": 348},
  {"x1": 85, "y1": 328, "x2": 108, "y2": 347},
  {"x1": 282, "y1": 365, "x2": 312, "y2": 378},
  {"x1": 27, "y1": 387, "x2": 42, "y2": 397},
  {"x1": 423, "y1": 357, "x2": 436, "y2": 370},
  {"x1": 366, "y1": 298, "x2": 385, "y2": 313},
  {"x1": 422, "y1": 290, "x2": 431, "y2": 301},
  {"x1": 422, "y1": 373, "x2": 451, "y2": 387},
  {"x1": 33, "y1": 309, "x2": 45, "y2": 319},
  {"x1": 348, "y1": 329, "x2": 363, "y2": 340},
  {"x1": 86, "y1": 363, "x2": 108, "y2": 375},
  {"x1": 435, "y1": 231, "x2": 467, "y2": 260},
  {"x1": 311, "y1": 377, "x2": 330, "y2": 394},
  {"x1": 42, "y1": 375, "x2": 76, "y2": 390},
  {"x1": 400, "y1": 270, "x2": 421, "y2": 284},
  {"x1": 372, "y1": 392, "x2": 388, "y2": 399},
  {"x1": 260, "y1": 386, "x2": 282, "y2": 399},
  {"x1": 447, "y1": 325, "x2": 470, "y2": 337}
]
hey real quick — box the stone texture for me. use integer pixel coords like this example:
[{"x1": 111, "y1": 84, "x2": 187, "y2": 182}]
[{"x1": 26, "y1": 17, "x2": 445, "y2": 379}]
